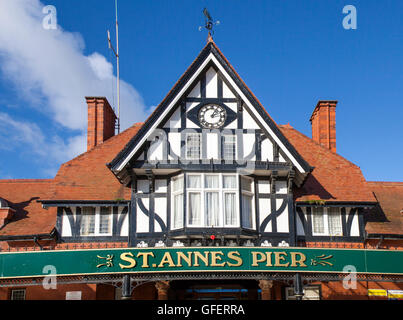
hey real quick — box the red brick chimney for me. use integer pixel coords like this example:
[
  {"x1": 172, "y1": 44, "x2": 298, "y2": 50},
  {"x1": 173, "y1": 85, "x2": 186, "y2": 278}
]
[
  {"x1": 86, "y1": 97, "x2": 117, "y2": 151},
  {"x1": 310, "y1": 100, "x2": 338, "y2": 153}
]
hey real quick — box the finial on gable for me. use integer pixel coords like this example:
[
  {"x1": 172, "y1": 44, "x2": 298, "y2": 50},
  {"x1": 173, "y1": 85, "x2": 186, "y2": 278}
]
[{"x1": 199, "y1": 8, "x2": 220, "y2": 43}]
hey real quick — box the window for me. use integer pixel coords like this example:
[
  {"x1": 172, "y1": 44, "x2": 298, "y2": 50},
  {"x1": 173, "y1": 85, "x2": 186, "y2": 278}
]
[
  {"x1": 241, "y1": 176, "x2": 254, "y2": 229},
  {"x1": 186, "y1": 133, "x2": 201, "y2": 159},
  {"x1": 79, "y1": 206, "x2": 113, "y2": 236},
  {"x1": 172, "y1": 173, "x2": 244, "y2": 228},
  {"x1": 80, "y1": 207, "x2": 95, "y2": 236},
  {"x1": 311, "y1": 207, "x2": 343, "y2": 236},
  {"x1": 10, "y1": 289, "x2": 26, "y2": 300},
  {"x1": 222, "y1": 134, "x2": 236, "y2": 160},
  {"x1": 285, "y1": 286, "x2": 320, "y2": 300},
  {"x1": 172, "y1": 175, "x2": 184, "y2": 229},
  {"x1": 99, "y1": 207, "x2": 112, "y2": 234}
]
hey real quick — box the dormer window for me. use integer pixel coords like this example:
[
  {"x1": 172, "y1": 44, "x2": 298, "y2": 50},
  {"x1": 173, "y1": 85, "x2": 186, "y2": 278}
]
[
  {"x1": 79, "y1": 206, "x2": 113, "y2": 236},
  {"x1": 312, "y1": 207, "x2": 342, "y2": 236}
]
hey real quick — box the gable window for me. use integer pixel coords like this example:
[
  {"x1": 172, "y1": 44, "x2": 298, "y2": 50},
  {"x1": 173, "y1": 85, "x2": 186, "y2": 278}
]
[
  {"x1": 222, "y1": 134, "x2": 236, "y2": 160},
  {"x1": 312, "y1": 207, "x2": 342, "y2": 236},
  {"x1": 79, "y1": 207, "x2": 113, "y2": 236},
  {"x1": 186, "y1": 133, "x2": 202, "y2": 159}
]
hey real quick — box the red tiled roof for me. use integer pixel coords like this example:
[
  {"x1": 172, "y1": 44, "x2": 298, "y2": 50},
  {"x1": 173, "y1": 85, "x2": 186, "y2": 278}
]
[
  {"x1": 279, "y1": 125, "x2": 376, "y2": 203},
  {"x1": 51, "y1": 123, "x2": 143, "y2": 200},
  {"x1": 0, "y1": 179, "x2": 55, "y2": 236},
  {"x1": 365, "y1": 182, "x2": 403, "y2": 235}
]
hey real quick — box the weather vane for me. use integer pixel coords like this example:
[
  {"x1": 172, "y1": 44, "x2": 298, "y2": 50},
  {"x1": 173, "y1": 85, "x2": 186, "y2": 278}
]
[{"x1": 199, "y1": 8, "x2": 220, "y2": 37}]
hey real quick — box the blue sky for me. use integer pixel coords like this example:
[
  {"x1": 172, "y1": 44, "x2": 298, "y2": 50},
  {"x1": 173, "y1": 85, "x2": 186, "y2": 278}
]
[{"x1": 0, "y1": 0, "x2": 402, "y2": 181}]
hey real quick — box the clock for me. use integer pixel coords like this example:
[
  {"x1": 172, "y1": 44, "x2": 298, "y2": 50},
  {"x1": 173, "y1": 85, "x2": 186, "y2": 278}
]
[{"x1": 198, "y1": 104, "x2": 227, "y2": 129}]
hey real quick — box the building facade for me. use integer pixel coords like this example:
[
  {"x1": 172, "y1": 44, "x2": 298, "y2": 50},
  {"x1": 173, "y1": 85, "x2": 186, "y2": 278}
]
[{"x1": 0, "y1": 39, "x2": 403, "y2": 300}]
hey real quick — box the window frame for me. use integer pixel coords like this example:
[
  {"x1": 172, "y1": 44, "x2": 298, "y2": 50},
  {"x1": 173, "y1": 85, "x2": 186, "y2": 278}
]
[
  {"x1": 171, "y1": 173, "x2": 243, "y2": 229},
  {"x1": 311, "y1": 207, "x2": 343, "y2": 236},
  {"x1": 222, "y1": 134, "x2": 237, "y2": 161},
  {"x1": 185, "y1": 132, "x2": 202, "y2": 160},
  {"x1": 10, "y1": 289, "x2": 26, "y2": 300},
  {"x1": 79, "y1": 206, "x2": 113, "y2": 237},
  {"x1": 240, "y1": 176, "x2": 255, "y2": 230},
  {"x1": 171, "y1": 174, "x2": 184, "y2": 230}
]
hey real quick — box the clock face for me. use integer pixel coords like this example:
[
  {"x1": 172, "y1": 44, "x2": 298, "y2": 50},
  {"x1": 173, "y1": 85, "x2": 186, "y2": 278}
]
[{"x1": 198, "y1": 104, "x2": 227, "y2": 129}]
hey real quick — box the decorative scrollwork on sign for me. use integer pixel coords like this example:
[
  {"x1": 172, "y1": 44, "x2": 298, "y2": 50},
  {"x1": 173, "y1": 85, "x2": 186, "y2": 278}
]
[
  {"x1": 311, "y1": 254, "x2": 334, "y2": 266},
  {"x1": 96, "y1": 254, "x2": 114, "y2": 268}
]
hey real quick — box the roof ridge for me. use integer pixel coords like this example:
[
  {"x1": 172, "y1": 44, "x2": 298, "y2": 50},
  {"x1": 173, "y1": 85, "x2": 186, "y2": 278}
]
[
  {"x1": 279, "y1": 125, "x2": 363, "y2": 170},
  {"x1": 0, "y1": 179, "x2": 53, "y2": 184}
]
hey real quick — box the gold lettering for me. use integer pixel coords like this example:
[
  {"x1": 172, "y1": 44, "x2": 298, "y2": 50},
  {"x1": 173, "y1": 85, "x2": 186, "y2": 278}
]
[
  {"x1": 158, "y1": 252, "x2": 176, "y2": 268},
  {"x1": 265, "y1": 252, "x2": 273, "y2": 266},
  {"x1": 176, "y1": 252, "x2": 192, "y2": 267},
  {"x1": 193, "y1": 251, "x2": 210, "y2": 267},
  {"x1": 227, "y1": 251, "x2": 243, "y2": 267},
  {"x1": 251, "y1": 252, "x2": 266, "y2": 266},
  {"x1": 210, "y1": 251, "x2": 226, "y2": 267},
  {"x1": 274, "y1": 251, "x2": 289, "y2": 267},
  {"x1": 119, "y1": 252, "x2": 136, "y2": 269},
  {"x1": 136, "y1": 252, "x2": 155, "y2": 268},
  {"x1": 290, "y1": 252, "x2": 307, "y2": 267}
]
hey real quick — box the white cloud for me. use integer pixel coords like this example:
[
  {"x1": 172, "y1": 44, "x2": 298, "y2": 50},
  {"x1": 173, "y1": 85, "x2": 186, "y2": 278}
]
[{"x1": 0, "y1": 0, "x2": 148, "y2": 177}]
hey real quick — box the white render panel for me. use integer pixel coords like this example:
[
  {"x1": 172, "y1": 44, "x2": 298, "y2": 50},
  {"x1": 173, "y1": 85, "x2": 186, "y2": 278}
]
[
  {"x1": 120, "y1": 208, "x2": 129, "y2": 236},
  {"x1": 350, "y1": 210, "x2": 360, "y2": 236},
  {"x1": 168, "y1": 132, "x2": 181, "y2": 159},
  {"x1": 259, "y1": 198, "x2": 272, "y2": 232},
  {"x1": 243, "y1": 110, "x2": 260, "y2": 129},
  {"x1": 188, "y1": 81, "x2": 201, "y2": 98},
  {"x1": 154, "y1": 197, "x2": 168, "y2": 232},
  {"x1": 137, "y1": 180, "x2": 149, "y2": 193},
  {"x1": 155, "y1": 179, "x2": 167, "y2": 193},
  {"x1": 258, "y1": 180, "x2": 271, "y2": 194},
  {"x1": 261, "y1": 138, "x2": 274, "y2": 162},
  {"x1": 148, "y1": 139, "x2": 163, "y2": 161},
  {"x1": 275, "y1": 181, "x2": 287, "y2": 194},
  {"x1": 205, "y1": 67, "x2": 217, "y2": 98},
  {"x1": 279, "y1": 153, "x2": 286, "y2": 163},
  {"x1": 136, "y1": 198, "x2": 149, "y2": 232},
  {"x1": 163, "y1": 107, "x2": 181, "y2": 129},
  {"x1": 243, "y1": 134, "x2": 256, "y2": 160},
  {"x1": 206, "y1": 132, "x2": 218, "y2": 159},
  {"x1": 222, "y1": 81, "x2": 235, "y2": 98},
  {"x1": 186, "y1": 102, "x2": 200, "y2": 128},
  {"x1": 61, "y1": 211, "x2": 72, "y2": 237},
  {"x1": 276, "y1": 199, "x2": 289, "y2": 232}
]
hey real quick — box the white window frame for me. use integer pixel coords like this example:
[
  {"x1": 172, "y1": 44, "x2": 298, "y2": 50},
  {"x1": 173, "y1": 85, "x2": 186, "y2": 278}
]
[
  {"x1": 79, "y1": 206, "x2": 113, "y2": 237},
  {"x1": 171, "y1": 174, "x2": 184, "y2": 230},
  {"x1": 185, "y1": 133, "x2": 202, "y2": 160},
  {"x1": 311, "y1": 207, "x2": 343, "y2": 236},
  {"x1": 222, "y1": 134, "x2": 237, "y2": 161},
  {"x1": 240, "y1": 176, "x2": 255, "y2": 230},
  {"x1": 172, "y1": 173, "x2": 241, "y2": 228}
]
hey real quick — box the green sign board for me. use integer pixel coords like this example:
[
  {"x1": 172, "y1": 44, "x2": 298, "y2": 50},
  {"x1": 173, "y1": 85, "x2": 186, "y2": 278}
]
[{"x1": 1, "y1": 247, "x2": 403, "y2": 279}]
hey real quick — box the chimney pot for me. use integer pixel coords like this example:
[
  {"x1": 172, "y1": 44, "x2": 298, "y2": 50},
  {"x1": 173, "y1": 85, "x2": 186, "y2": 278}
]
[{"x1": 310, "y1": 100, "x2": 338, "y2": 153}]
